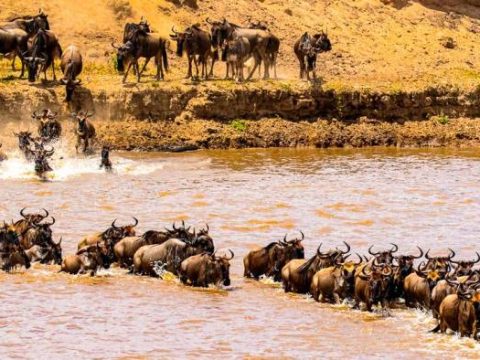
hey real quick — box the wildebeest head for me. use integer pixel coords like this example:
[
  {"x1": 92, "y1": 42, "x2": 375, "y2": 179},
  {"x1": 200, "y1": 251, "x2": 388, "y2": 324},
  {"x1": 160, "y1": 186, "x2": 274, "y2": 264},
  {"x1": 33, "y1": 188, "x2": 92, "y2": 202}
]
[
  {"x1": 170, "y1": 26, "x2": 191, "y2": 57},
  {"x1": 33, "y1": 8, "x2": 50, "y2": 31},
  {"x1": 416, "y1": 262, "x2": 443, "y2": 290},
  {"x1": 14, "y1": 131, "x2": 34, "y2": 151},
  {"x1": 206, "y1": 18, "x2": 233, "y2": 48},
  {"x1": 317, "y1": 241, "x2": 351, "y2": 267},
  {"x1": 72, "y1": 111, "x2": 93, "y2": 135},
  {"x1": 450, "y1": 253, "x2": 480, "y2": 277},
  {"x1": 33, "y1": 147, "x2": 54, "y2": 177},
  {"x1": 31, "y1": 216, "x2": 55, "y2": 245},
  {"x1": 105, "y1": 217, "x2": 138, "y2": 244},
  {"x1": 359, "y1": 263, "x2": 393, "y2": 304},
  {"x1": 368, "y1": 243, "x2": 398, "y2": 265},
  {"x1": 77, "y1": 242, "x2": 112, "y2": 270},
  {"x1": 48, "y1": 237, "x2": 63, "y2": 265},
  {"x1": 191, "y1": 229, "x2": 215, "y2": 254},
  {"x1": 312, "y1": 31, "x2": 332, "y2": 53},
  {"x1": 279, "y1": 231, "x2": 305, "y2": 259},
  {"x1": 425, "y1": 248, "x2": 455, "y2": 274},
  {"x1": 60, "y1": 78, "x2": 81, "y2": 101},
  {"x1": 111, "y1": 41, "x2": 135, "y2": 72},
  {"x1": 24, "y1": 55, "x2": 47, "y2": 82},
  {"x1": 335, "y1": 253, "x2": 363, "y2": 297},
  {"x1": 212, "y1": 250, "x2": 234, "y2": 286},
  {"x1": 394, "y1": 246, "x2": 424, "y2": 278},
  {"x1": 18, "y1": 207, "x2": 49, "y2": 228}
]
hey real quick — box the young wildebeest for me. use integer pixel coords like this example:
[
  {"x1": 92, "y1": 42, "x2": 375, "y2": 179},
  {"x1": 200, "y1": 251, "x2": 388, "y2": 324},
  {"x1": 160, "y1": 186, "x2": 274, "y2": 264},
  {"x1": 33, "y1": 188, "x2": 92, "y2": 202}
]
[
  {"x1": 224, "y1": 36, "x2": 251, "y2": 82},
  {"x1": 99, "y1": 146, "x2": 112, "y2": 172},
  {"x1": 294, "y1": 31, "x2": 332, "y2": 81},
  {"x1": 113, "y1": 28, "x2": 168, "y2": 83},
  {"x1": 33, "y1": 146, "x2": 54, "y2": 179},
  {"x1": 310, "y1": 254, "x2": 363, "y2": 303},
  {"x1": 180, "y1": 250, "x2": 234, "y2": 287},
  {"x1": 72, "y1": 111, "x2": 96, "y2": 154},
  {"x1": 24, "y1": 29, "x2": 62, "y2": 82},
  {"x1": 170, "y1": 25, "x2": 215, "y2": 80},
  {"x1": 281, "y1": 242, "x2": 350, "y2": 293},
  {"x1": 61, "y1": 243, "x2": 111, "y2": 276},
  {"x1": 60, "y1": 45, "x2": 83, "y2": 101},
  {"x1": 243, "y1": 232, "x2": 305, "y2": 281},
  {"x1": 32, "y1": 109, "x2": 62, "y2": 141}
]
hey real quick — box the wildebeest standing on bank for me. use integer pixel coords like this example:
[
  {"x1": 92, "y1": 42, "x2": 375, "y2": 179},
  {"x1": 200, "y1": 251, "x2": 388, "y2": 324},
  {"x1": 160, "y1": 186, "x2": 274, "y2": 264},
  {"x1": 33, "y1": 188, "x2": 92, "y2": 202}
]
[
  {"x1": 113, "y1": 28, "x2": 168, "y2": 83},
  {"x1": 170, "y1": 25, "x2": 215, "y2": 80},
  {"x1": 60, "y1": 45, "x2": 83, "y2": 101},
  {"x1": 224, "y1": 36, "x2": 251, "y2": 82},
  {"x1": 0, "y1": 28, "x2": 29, "y2": 77},
  {"x1": 294, "y1": 31, "x2": 332, "y2": 81},
  {"x1": 24, "y1": 28, "x2": 62, "y2": 82},
  {"x1": 72, "y1": 111, "x2": 96, "y2": 154}
]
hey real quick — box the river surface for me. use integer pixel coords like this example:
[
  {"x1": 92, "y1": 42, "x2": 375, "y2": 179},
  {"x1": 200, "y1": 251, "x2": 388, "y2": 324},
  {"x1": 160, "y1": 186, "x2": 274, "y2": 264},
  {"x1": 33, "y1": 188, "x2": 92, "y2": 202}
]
[{"x1": 1, "y1": 146, "x2": 480, "y2": 359}]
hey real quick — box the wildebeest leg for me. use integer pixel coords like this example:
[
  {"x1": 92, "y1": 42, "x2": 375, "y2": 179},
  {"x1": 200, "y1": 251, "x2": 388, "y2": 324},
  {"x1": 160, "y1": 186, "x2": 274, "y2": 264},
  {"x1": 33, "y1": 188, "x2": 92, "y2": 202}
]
[
  {"x1": 261, "y1": 53, "x2": 270, "y2": 80},
  {"x1": 193, "y1": 56, "x2": 199, "y2": 80},
  {"x1": 123, "y1": 62, "x2": 133, "y2": 83},
  {"x1": 246, "y1": 54, "x2": 260, "y2": 81},
  {"x1": 186, "y1": 56, "x2": 192, "y2": 79},
  {"x1": 11, "y1": 54, "x2": 16, "y2": 71},
  {"x1": 84, "y1": 137, "x2": 89, "y2": 153},
  {"x1": 52, "y1": 60, "x2": 57, "y2": 81},
  {"x1": 139, "y1": 58, "x2": 150, "y2": 78},
  {"x1": 135, "y1": 62, "x2": 141, "y2": 83}
]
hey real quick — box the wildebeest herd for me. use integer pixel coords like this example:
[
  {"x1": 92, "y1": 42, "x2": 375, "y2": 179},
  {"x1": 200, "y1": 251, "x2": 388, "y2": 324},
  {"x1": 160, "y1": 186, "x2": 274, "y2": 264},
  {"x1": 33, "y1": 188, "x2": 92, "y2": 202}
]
[
  {"x1": 1, "y1": 208, "x2": 479, "y2": 341},
  {"x1": 0, "y1": 10, "x2": 332, "y2": 101},
  {"x1": 0, "y1": 108, "x2": 109, "y2": 179}
]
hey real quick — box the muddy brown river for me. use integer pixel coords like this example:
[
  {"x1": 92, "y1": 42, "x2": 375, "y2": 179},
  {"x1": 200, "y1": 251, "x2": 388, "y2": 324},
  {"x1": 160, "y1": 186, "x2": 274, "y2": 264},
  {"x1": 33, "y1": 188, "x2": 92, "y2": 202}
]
[{"x1": 1, "y1": 147, "x2": 480, "y2": 359}]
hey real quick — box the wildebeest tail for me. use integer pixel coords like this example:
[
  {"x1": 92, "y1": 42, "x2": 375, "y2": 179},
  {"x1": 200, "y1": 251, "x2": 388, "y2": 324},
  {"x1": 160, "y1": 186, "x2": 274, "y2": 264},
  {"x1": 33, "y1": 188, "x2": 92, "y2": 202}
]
[{"x1": 55, "y1": 43, "x2": 63, "y2": 59}]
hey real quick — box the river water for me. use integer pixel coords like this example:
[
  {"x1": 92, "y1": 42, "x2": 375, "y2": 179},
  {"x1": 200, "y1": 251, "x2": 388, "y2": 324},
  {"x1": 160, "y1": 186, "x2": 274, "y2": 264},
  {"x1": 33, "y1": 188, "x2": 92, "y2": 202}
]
[{"x1": 1, "y1": 146, "x2": 480, "y2": 359}]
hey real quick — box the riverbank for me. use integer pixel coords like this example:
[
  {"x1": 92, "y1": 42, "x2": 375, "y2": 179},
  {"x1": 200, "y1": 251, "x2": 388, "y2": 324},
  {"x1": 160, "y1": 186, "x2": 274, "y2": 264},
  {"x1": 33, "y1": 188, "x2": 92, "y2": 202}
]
[{"x1": 2, "y1": 79, "x2": 480, "y2": 150}]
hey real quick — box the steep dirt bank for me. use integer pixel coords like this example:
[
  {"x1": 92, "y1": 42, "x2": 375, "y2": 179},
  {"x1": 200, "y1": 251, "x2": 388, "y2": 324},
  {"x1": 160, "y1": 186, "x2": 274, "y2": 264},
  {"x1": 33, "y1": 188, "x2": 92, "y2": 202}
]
[{"x1": 1, "y1": 81, "x2": 480, "y2": 150}]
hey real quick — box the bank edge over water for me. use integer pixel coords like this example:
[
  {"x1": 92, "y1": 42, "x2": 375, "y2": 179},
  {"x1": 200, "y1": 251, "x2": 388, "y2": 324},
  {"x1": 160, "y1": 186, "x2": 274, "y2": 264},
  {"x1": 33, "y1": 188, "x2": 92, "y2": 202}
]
[{"x1": 2, "y1": 81, "x2": 480, "y2": 150}]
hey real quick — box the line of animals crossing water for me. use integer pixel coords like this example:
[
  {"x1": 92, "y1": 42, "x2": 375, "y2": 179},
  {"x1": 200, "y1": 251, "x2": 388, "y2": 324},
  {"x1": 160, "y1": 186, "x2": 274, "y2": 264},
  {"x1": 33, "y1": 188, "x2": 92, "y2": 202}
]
[
  {"x1": 2, "y1": 208, "x2": 480, "y2": 341},
  {"x1": 0, "y1": 108, "x2": 111, "y2": 179},
  {"x1": 0, "y1": 9, "x2": 332, "y2": 101}
]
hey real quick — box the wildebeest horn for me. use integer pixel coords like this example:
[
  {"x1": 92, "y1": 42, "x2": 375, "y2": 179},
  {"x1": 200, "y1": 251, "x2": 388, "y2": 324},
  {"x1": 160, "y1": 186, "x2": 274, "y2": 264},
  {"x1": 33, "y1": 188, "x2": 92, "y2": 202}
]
[
  {"x1": 131, "y1": 217, "x2": 139, "y2": 227},
  {"x1": 361, "y1": 265, "x2": 372, "y2": 277},
  {"x1": 171, "y1": 26, "x2": 178, "y2": 34},
  {"x1": 20, "y1": 207, "x2": 27, "y2": 218},
  {"x1": 45, "y1": 147, "x2": 54, "y2": 156},
  {"x1": 111, "y1": 42, "x2": 121, "y2": 49},
  {"x1": 473, "y1": 252, "x2": 480, "y2": 264},
  {"x1": 382, "y1": 266, "x2": 393, "y2": 276},
  {"x1": 340, "y1": 241, "x2": 350, "y2": 254},
  {"x1": 413, "y1": 246, "x2": 423, "y2": 259},
  {"x1": 417, "y1": 261, "x2": 427, "y2": 272},
  {"x1": 354, "y1": 253, "x2": 363, "y2": 266},
  {"x1": 172, "y1": 221, "x2": 177, "y2": 231},
  {"x1": 112, "y1": 219, "x2": 119, "y2": 229},
  {"x1": 448, "y1": 248, "x2": 456, "y2": 260},
  {"x1": 368, "y1": 245, "x2": 379, "y2": 256},
  {"x1": 390, "y1": 243, "x2": 398, "y2": 253},
  {"x1": 224, "y1": 249, "x2": 234, "y2": 260},
  {"x1": 316, "y1": 243, "x2": 326, "y2": 256},
  {"x1": 425, "y1": 249, "x2": 432, "y2": 260},
  {"x1": 44, "y1": 217, "x2": 55, "y2": 226},
  {"x1": 206, "y1": 17, "x2": 214, "y2": 25},
  {"x1": 205, "y1": 223, "x2": 209, "y2": 233},
  {"x1": 57, "y1": 237, "x2": 62, "y2": 246}
]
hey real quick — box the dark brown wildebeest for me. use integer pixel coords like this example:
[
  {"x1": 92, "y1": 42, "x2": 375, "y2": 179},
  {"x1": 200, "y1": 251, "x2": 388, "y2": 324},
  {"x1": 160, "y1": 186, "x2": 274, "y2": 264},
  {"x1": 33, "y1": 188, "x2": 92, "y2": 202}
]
[
  {"x1": 207, "y1": 18, "x2": 276, "y2": 80},
  {"x1": 354, "y1": 263, "x2": 393, "y2": 311},
  {"x1": 23, "y1": 29, "x2": 62, "y2": 82},
  {"x1": 12, "y1": 208, "x2": 49, "y2": 236},
  {"x1": 123, "y1": 17, "x2": 151, "y2": 43},
  {"x1": 224, "y1": 36, "x2": 251, "y2": 82},
  {"x1": 403, "y1": 262, "x2": 447, "y2": 309},
  {"x1": 180, "y1": 250, "x2": 234, "y2": 287},
  {"x1": 0, "y1": 222, "x2": 31, "y2": 272},
  {"x1": 61, "y1": 243, "x2": 111, "y2": 276},
  {"x1": 243, "y1": 232, "x2": 305, "y2": 281},
  {"x1": 133, "y1": 236, "x2": 214, "y2": 276},
  {"x1": 387, "y1": 246, "x2": 424, "y2": 300},
  {"x1": 450, "y1": 252, "x2": 480, "y2": 277},
  {"x1": 431, "y1": 282, "x2": 480, "y2": 339},
  {"x1": 170, "y1": 25, "x2": 215, "y2": 80},
  {"x1": 99, "y1": 146, "x2": 112, "y2": 172},
  {"x1": 113, "y1": 28, "x2": 168, "y2": 83},
  {"x1": 60, "y1": 45, "x2": 83, "y2": 102},
  {"x1": 0, "y1": 28, "x2": 29, "y2": 77},
  {"x1": 32, "y1": 109, "x2": 62, "y2": 141},
  {"x1": 367, "y1": 243, "x2": 399, "y2": 265},
  {"x1": 13, "y1": 131, "x2": 35, "y2": 159},
  {"x1": 424, "y1": 248, "x2": 455, "y2": 272},
  {"x1": 281, "y1": 241, "x2": 350, "y2": 294},
  {"x1": 32, "y1": 146, "x2": 54, "y2": 179},
  {"x1": 294, "y1": 31, "x2": 332, "y2": 81},
  {"x1": 25, "y1": 237, "x2": 62, "y2": 265},
  {"x1": 310, "y1": 254, "x2": 363, "y2": 303},
  {"x1": 72, "y1": 111, "x2": 96, "y2": 154}
]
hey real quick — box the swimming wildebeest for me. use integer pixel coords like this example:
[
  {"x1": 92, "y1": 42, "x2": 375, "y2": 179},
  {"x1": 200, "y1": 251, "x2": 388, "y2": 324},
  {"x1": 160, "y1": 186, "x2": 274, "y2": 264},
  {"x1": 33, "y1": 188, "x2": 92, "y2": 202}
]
[
  {"x1": 294, "y1": 31, "x2": 332, "y2": 81},
  {"x1": 25, "y1": 237, "x2": 62, "y2": 265},
  {"x1": 60, "y1": 45, "x2": 83, "y2": 101},
  {"x1": 281, "y1": 241, "x2": 350, "y2": 293},
  {"x1": 12, "y1": 208, "x2": 49, "y2": 235},
  {"x1": 112, "y1": 27, "x2": 168, "y2": 83},
  {"x1": 32, "y1": 109, "x2": 62, "y2": 140},
  {"x1": 61, "y1": 243, "x2": 112, "y2": 276},
  {"x1": 99, "y1": 146, "x2": 112, "y2": 171},
  {"x1": 180, "y1": 250, "x2": 234, "y2": 287},
  {"x1": 13, "y1": 131, "x2": 35, "y2": 159},
  {"x1": 243, "y1": 232, "x2": 305, "y2": 281},
  {"x1": 354, "y1": 262, "x2": 393, "y2": 312},
  {"x1": 403, "y1": 262, "x2": 447, "y2": 310},
  {"x1": 0, "y1": 222, "x2": 31, "y2": 272},
  {"x1": 72, "y1": 111, "x2": 96, "y2": 154},
  {"x1": 23, "y1": 28, "x2": 62, "y2": 82},
  {"x1": 20, "y1": 216, "x2": 55, "y2": 249},
  {"x1": 32, "y1": 146, "x2": 54, "y2": 179},
  {"x1": 170, "y1": 25, "x2": 215, "y2": 80}
]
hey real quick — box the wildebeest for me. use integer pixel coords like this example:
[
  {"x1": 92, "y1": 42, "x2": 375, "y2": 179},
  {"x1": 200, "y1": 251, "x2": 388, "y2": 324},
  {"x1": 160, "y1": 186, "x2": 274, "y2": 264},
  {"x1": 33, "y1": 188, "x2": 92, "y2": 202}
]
[
  {"x1": 0, "y1": 222, "x2": 31, "y2": 271},
  {"x1": 99, "y1": 146, "x2": 112, "y2": 171},
  {"x1": 294, "y1": 31, "x2": 332, "y2": 81},
  {"x1": 32, "y1": 146, "x2": 54, "y2": 179},
  {"x1": 366, "y1": 243, "x2": 399, "y2": 265},
  {"x1": 61, "y1": 243, "x2": 111, "y2": 275},
  {"x1": 23, "y1": 29, "x2": 62, "y2": 82},
  {"x1": 387, "y1": 246, "x2": 424, "y2": 300},
  {"x1": 0, "y1": 28, "x2": 29, "y2": 77},
  {"x1": 170, "y1": 25, "x2": 214, "y2": 80},
  {"x1": 77, "y1": 218, "x2": 138, "y2": 253},
  {"x1": 60, "y1": 45, "x2": 83, "y2": 101},
  {"x1": 12, "y1": 208, "x2": 49, "y2": 236},
  {"x1": 354, "y1": 263, "x2": 393, "y2": 311},
  {"x1": 243, "y1": 232, "x2": 305, "y2": 281},
  {"x1": 14, "y1": 131, "x2": 35, "y2": 159},
  {"x1": 180, "y1": 250, "x2": 234, "y2": 287},
  {"x1": 0, "y1": 143, "x2": 7, "y2": 161},
  {"x1": 224, "y1": 36, "x2": 251, "y2": 82},
  {"x1": 123, "y1": 17, "x2": 151, "y2": 43},
  {"x1": 25, "y1": 238, "x2": 62, "y2": 265},
  {"x1": 450, "y1": 252, "x2": 480, "y2": 277},
  {"x1": 113, "y1": 27, "x2": 168, "y2": 83},
  {"x1": 310, "y1": 254, "x2": 363, "y2": 303},
  {"x1": 281, "y1": 241, "x2": 350, "y2": 293},
  {"x1": 133, "y1": 237, "x2": 214, "y2": 276},
  {"x1": 20, "y1": 216, "x2": 55, "y2": 249},
  {"x1": 32, "y1": 109, "x2": 62, "y2": 141},
  {"x1": 403, "y1": 262, "x2": 446, "y2": 309},
  {"x1": 431, "y1": 282, "x2": 480, "y2": 339},
  {"x1": 72, "y1": 111, "x2": 96, "y2": 154}
]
